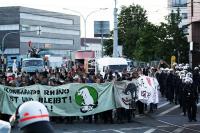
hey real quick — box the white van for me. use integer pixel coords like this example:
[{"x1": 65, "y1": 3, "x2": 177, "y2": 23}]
[{"x1": 96, "y1": 57, "x2": 128, "y2": 77}]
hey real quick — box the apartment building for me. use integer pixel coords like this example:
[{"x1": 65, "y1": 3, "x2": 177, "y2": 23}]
[{"x1": 168, "y1": 0, "x2": 200, "y2": 67}]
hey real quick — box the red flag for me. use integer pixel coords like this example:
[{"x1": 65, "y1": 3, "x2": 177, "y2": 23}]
[{"x1": 28, "y1": 40, "x2": 32, "y2": 47}]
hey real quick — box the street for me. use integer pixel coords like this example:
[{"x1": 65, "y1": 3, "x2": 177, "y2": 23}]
[{"x1": 11, "y1": 95, "x2": 200, "y2": 133}]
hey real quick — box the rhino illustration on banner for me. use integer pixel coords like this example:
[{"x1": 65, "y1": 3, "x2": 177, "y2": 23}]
[
  {"x1": 123, "y1": 82, "x2": 137, "y2": 109},
  {"x1": 75, "y1": 86, "x2": 98, "y2": 113}
]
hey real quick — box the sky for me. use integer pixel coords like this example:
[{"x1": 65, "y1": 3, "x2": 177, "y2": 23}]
[{"x1": 0, "y1": 0, "x2": 169, "y2": 37}]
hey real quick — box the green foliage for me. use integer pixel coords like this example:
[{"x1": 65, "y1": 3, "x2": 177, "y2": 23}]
[
  {"x1": 118, "y1": 4, "x2": 148, "y2": 60},
  {"x1": 158, "y1": 9, "x2": 189, "y2": 63},
  {"x1": 103, "y1": 5, "x2": 189, "y2": 64},
  {"x1": 103, "y1": 39, "x2": 113, "y2": 56}
]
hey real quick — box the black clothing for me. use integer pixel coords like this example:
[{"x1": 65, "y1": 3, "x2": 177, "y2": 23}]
[
  {"x1": 21, "y1": 121, "x2": 54, "y2": 133},
  {"x1": 183, "y1": 83, "x2": 198, "y2": 121}
]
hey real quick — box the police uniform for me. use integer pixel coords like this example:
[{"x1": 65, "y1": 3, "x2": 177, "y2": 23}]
[{"x1": 183, "y1": 79, "x2": 198, "y2": 122}]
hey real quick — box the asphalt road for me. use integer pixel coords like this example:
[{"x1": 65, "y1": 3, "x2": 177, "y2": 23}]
[{"x1": 11, "y1": 95, "x2": 200, "y2": 133}]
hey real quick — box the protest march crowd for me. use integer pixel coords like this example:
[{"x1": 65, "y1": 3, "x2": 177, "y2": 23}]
[{"x1": 0, "y1": 58, "x2": 200, "y2": 132}]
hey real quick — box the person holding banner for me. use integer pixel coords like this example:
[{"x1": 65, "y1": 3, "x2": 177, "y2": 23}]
[{"x1": 132, "y1": 70, "x2": 145, "y2": 115}]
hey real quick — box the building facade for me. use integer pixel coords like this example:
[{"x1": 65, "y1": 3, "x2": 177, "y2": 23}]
[
  {"x1": 168, "y1": 0, "x2": 200, "y2": 67},
  {"x1": 80, "y1": 38, "x2": 103, "y2": 58},
  {"x1": 168, "y1": 0, "x2": 188, "y2": 33},
  {"x1": 187, "y1": 0, "x2": 200, "y2": 67},
  {"x1": 0, "y1": 6, "x2": 80, "y2": 58}
]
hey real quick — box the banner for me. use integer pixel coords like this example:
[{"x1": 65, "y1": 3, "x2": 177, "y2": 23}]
[
  {"x1": 137, "y1": 76, "x2": 159, "y2": 104},
  {"x1": 114, "y1": 81, "x2": 137, "y2": 109},
  {"x1": 0, "y1": 76, "x2": 159, "y2": 116},
  {"x1": 0, "y1": 83, "x2": 116, "y2": 116}
]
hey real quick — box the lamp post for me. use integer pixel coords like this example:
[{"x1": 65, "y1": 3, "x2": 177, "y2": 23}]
[
  {"x1": 113, "y1": 0, "x2": 118, "y2": 57},
  {"x1": 1, "y1": 29, "x2": 42, "y2": 71},
  {"x1": 1, "y1": 31, "x2": 20, "y2": 72},
  {"x1": 63, "y1": 8, "x2": 108, "y2": 50}
]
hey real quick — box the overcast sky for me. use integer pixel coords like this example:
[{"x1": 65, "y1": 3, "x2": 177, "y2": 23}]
[{"x1": 0, "y1": 0, "x2": 168, "y2": 37}]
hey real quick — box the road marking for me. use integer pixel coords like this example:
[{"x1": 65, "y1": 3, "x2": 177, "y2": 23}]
[
  {"x1": 144, "y1": 128, "x2": 156, "y2": 133},
  {"x1": 172, "y1": 127, "x2": 184, "y2": 133},
  {"x1": 135, "y1": 114, "x2": 145, "y2": 118},
  {"x1": 121, "y1": 127, "x2": 149, "y2": 130},
  {"x1": 179, "y1": 103, "x2": 200, "y2": 115},
  {"x1": 102, "y1": 127, "x2": 149, "y2": 132},
  {"x1": 184, "y1": 123, "x2": 200, "y2": 127},
  {"x1": 157, "y1": 125, "x2": 171, "y2": 128},
  {"x1": 111, "y1": 129, "x2": 125, "y2": 133},
  {"x1": 158, "y1": 120, "x2": 200, "y2": 133},
  {"x1": 158, "y1": 102, "x2": 170, "y2": 109},
  {"x1": 83, "y1": 130, "x2": 97, "y2": 132},
  {"x1": 63, "y1": 131, "x2": 78, "y2": 133},
  {"x1": 157, "y1": 105, "x2": 179, "y2": 116}
]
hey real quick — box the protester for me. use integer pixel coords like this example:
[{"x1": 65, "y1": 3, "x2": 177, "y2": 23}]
[{"x1": 1, "y1": 55, "x2": 199, "y2": 125}]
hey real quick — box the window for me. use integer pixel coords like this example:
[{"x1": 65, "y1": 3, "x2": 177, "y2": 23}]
[
  {"x1": 182, "y1": 13, "x2": 188, "y2": 19},
  {"x1": 20, "y1": 25, "x2": 80, "y2": 35},
  {"x1": 21, "y1": 36, "x2": 74, "y2": 45},
  {"x1": 0, "y1": 24, "x2": 19, "y2": 31},
  {"x1": 23, "y1": 60, "x2": 44, "y2": 67},
  {"x1": 20, "y1": 13, "x2": 74, "y2": 25},
  {"x1": 21, "y1": 25, "x2": 31, "y2": 31},
  {"x1": 109, "y1": 65, "x2": 127, "y2": 72},
  {"x1": 172, "y1": 0, "x2": 187, "y2": 7}
]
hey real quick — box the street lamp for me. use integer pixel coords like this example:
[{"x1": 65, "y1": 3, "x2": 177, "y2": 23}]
[
  {"x1": 63, "y1": 8, "x2": 108, "y2": 50},
  {"x1": 0, "y1": 31, "x2": 19, "y2": 71},
  {"x1": 113, "y1": 0, "x2": 118, "y2": 57},
  {"x1": 1, "y1": 29, "x2": 42, "y2": 71}
]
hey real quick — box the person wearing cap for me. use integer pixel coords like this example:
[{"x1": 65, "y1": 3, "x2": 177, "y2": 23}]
[
  {"x1": 9, "y1": 101, "x2": 54, "y2": 133},
  {"x1": 193, "y1": 67, "x2": 200, "y2": 93},
  {"x1": 166, "y1": 69, "x2": 175, "y2": 104},
  {"x1": 183, "y1": 78, "x2": 198, "y2": 122}
]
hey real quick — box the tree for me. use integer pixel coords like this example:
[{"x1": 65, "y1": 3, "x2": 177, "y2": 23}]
[
  {"x1": 103, "y1": 39, "x2": 113, "y2": 56},
  {"x1": 134, "y1": 22, "x2": 160, "y2": 62},
  {"x1": 103, "y1": 5, "x2": 189, "y2": 64},
  {"x1": 158, "y1": 9, "x2": 189, "y2": 63},
  {"x1": 118, "y1": 4, "x2": 148, "y2": 59}
]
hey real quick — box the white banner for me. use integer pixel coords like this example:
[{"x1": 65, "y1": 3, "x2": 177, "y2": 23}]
[{"x1": 137, "y1": 76, "x2": 159, "y2": 104}]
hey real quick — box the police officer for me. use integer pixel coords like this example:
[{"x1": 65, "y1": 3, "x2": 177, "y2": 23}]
[
  {"x1": 166, "y1": 69, "x2": 175, "y2": 103},
  {"x1": 183, "y1": 78, "x2": 198, "y2": 122},
  {"x1": 193, "y1": 67, "x2": 200, "y2": 93},
  {"x1": 10, "y1": 101, "x2": 54, "y2": 133}
]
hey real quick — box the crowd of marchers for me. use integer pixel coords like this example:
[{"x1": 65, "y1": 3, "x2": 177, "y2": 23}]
[{"x1": 0, "y1": 60, "x2": 200, "y2": 125}]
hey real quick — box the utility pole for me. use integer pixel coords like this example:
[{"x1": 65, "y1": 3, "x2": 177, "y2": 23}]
[
  {"x1": 113, "y1": 0, "x2": 118, "y2": 57},
  {"x1": 189, "y1": 0, "x2": 193, "y2": 68},
  {"x1": 37, "y1": 26, "x2": 42, "y2": 49}
]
